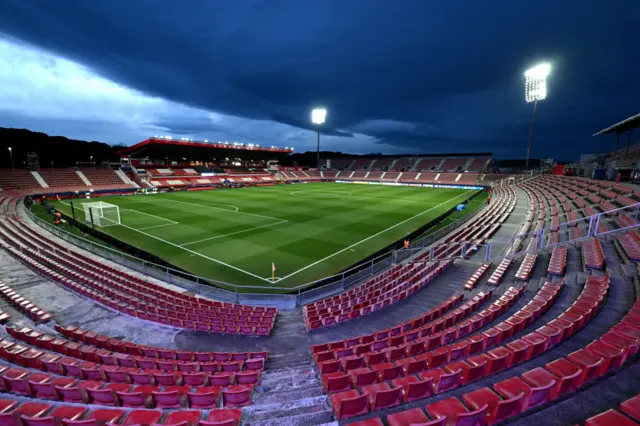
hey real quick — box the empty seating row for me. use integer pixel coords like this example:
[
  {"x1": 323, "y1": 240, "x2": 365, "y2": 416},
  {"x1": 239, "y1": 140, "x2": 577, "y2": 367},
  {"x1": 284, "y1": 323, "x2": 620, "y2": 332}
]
[
  {"x1": 0, "y1": 281, "x2": 52, "y2": 323},
  {"x1": 321, "y1": 286, "x2": 529, "y2": 395},
  {"x1": 583, "y1": 238, "x2": 605, "y2": 269},
  {"x1": 311, "y1": 294, "x2": 464, "y2": 356},
  {"x1": 616, "y1": 231, "x2": 640, "y2": 261},
  {"x1": 304, "y1": 261, "x2": 452, "y2": 330},
  {"x1": 314, "y1": 292, "x2": 491, "y2": 371},
  {"x1": 464, "y1": 262, "x2": 491, "y2": 290},
  {"x1": 314, "y1": 291, "x2": 496, "y2": 376},
  {"x1": 0, "y1": 221, "x2": 275, "y2": 335},
  {"x1": 53, "y1": 324, "x2": 267, "y2": 363},
  {"x1": 0, "y1": 169, "x2": 43, "y2": 191},
  {"x1": 548, "y1": 246, "x2": 567, "y2": 276},
  {"x1": 335, "y1": 274, "x2": 609, "y2": 422},
  {"x1": 7, "y1": 325, "x2": 266, "y2": 372},
  {"x1": 0, "y1": 335, "x2": 260, "y2": 391},
  {"x1": 0, "y1": 365, "x2": 254, "y2": 409},
  {"x1": 0, "y1": 399, "x2": 242, "y2": 426},
  {"x1": 514, "y1": 254, "x2": 537, "y2": 281},
  {"x1": 487, "y1": 259, "x2": 512, "y2": 285},
  {"x1": 4, "y1": 215, "x2": 277, "y2": 322}
]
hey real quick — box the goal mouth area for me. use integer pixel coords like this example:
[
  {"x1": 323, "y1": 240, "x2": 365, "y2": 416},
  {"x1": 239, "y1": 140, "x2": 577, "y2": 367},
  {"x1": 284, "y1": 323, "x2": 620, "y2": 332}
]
[{"x1": 83, "y1": 201, "x2": 121, "y2": 228}]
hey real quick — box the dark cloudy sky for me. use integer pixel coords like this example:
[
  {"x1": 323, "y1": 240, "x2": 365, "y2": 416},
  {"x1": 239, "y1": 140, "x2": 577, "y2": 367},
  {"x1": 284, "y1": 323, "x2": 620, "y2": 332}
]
[{"x1": 0, "y1": 1, "x2": 638, "y2": 159}]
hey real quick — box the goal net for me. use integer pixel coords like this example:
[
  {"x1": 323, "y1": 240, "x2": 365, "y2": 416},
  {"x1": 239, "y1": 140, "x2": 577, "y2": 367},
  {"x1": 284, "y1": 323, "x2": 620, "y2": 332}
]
[{"x1": 83, "y1": 201, "x2": 121, "y2": 227}]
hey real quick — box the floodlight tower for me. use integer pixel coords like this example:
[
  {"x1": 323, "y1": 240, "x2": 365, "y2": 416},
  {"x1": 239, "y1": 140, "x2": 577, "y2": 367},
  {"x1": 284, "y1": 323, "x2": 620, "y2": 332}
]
[
  {"x1": 311, "y1": 108, "x2": 327, "y2": 169},
  {"x1": 524, "y1": 63, "x2": 551, "y2": 169}
]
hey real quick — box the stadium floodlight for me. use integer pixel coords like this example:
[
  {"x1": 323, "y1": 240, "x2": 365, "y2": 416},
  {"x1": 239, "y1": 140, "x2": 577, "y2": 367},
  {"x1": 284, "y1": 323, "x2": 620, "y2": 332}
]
[
  {"x1": 8, "y1": 147, "x2": 13, "y2": 172},
  {"x1": 524, "y1": 63, "x2": 551, "y2": 169},
  {"x1": 311, "y1": 107, "x2": 327, "y2": 169}
]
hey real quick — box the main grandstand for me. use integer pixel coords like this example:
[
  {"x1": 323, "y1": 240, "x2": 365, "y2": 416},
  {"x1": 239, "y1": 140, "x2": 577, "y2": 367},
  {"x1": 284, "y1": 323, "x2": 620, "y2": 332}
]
[{"x1": 1, "y1": 118, "x2": 640, "y2": 426}]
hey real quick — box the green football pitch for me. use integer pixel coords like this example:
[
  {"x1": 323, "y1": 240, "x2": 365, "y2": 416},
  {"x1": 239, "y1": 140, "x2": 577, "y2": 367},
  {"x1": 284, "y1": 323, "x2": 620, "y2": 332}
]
[{"x1": 52, "y1": 183, "x2": 481, "y2": 291}]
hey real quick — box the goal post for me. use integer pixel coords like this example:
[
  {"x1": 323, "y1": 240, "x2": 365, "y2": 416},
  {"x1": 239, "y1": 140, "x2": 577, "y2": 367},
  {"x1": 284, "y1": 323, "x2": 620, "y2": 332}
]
[{"x1": 83, "y1": 201, "x2": 121, "y2": 227}]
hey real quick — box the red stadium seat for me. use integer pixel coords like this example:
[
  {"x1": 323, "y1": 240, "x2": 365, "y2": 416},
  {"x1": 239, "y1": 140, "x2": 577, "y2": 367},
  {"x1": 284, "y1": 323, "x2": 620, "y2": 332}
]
[
  {"x1": 462, "y1": 387, "x2": 525, "y2": 425},
  {"x1": 621, "y1": 394, "x2": 640, "y2": 422},
  {"x1": 330, "y1": 390, "x2": 370, "y2": 420},
  {"x1": 121, "y1": 409, "x2": 162, "y2": 426},
  {"x1": 202, "y1": 409, "x2": 242, "y2": 426},
  {"x1": 544, "y1": 358, "x2": 584, "y2": 395},
  {"x1": 427, "y1": 398, "x2": 488, "y2": 426},
  {"x1": 585, "y1": 409, "x2": 640, "y2": 426},
  {"x1": 387, "y1": 408, "x2": 430, "y2": 426}
]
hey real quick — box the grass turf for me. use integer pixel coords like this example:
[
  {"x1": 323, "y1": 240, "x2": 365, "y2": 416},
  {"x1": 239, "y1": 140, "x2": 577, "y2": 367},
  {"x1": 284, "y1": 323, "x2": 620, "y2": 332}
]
[{"x1": 51, "y1": 183, "x2": 480, "y2": 291}]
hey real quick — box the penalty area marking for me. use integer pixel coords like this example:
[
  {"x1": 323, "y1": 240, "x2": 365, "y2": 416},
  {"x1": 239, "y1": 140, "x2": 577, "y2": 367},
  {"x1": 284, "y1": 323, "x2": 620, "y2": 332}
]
[
  {"x1": 158, "y1": 198, "x2": 281, "y2": 221},
  {"x1": 179, "y1": 219, "x2": 288, "y2": 247},
  {"x1": 273, "y1": 190, "x2": 475, "y2": 283},
  {"x1": 114, "y1": 221, "x2": 275, "y2": 283},
  {"x1": 60, "y1": 201, "x2": 179, "y2": 231}
]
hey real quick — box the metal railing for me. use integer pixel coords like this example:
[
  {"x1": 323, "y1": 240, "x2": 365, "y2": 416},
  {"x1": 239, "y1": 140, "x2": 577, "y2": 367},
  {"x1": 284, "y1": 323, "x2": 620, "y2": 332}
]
[
  {"x1": 22, "y1": 186, "x2": 489, "y2": 307},
  {"x1": 24, "y1": 205, "x2": 453, "y2": 308},
  {"x1": 25, "y1": 187, "x2": 637, "y2": 307}
]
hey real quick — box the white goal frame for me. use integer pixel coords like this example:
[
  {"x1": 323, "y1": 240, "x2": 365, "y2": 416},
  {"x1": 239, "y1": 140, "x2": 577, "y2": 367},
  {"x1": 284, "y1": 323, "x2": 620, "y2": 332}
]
[{"x1": 83, "y1": 201, "x2": 121, "y2": 227}]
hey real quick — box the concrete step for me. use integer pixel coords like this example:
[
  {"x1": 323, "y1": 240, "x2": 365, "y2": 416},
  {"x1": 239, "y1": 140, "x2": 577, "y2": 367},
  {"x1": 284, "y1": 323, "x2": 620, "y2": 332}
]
[
  {"x1": 260, "y1": 366, "x2": 318, "y2": 390},
  {"x1": 253, "y1": 385, "x2": 326, "y2": 405},
  {"x1": 266, "y1": 352, "x2": 313, "y2": 371},
  {"x1": 243, "y1": 395, "x2": 330, "y2": 425},
  {"x1": 245, "y1": 409, "x2": 333, "y2": 426}
]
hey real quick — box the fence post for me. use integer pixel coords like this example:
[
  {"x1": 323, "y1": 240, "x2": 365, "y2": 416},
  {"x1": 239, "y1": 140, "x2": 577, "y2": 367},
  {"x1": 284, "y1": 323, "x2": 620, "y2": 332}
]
[
  {"x1": 461, "y1": 242, "x2": 466, "y2": 259},
  {"x1": 634, "y1": 205, "x2": 639, "y2": 225},
  {"x1": 594, "y1": 214, "x2": 601, "y2": 236},
  {"x1": 538, "y1": 228, "x2": 545, "y2": 250},
  {"x1": 587, "y1": 215, "x2": 595, "y2": 238}
]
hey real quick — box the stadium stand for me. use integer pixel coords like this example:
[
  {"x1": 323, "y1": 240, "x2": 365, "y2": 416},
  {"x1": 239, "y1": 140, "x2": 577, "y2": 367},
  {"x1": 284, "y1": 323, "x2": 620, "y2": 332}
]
[
  {"x1": 3, "y1": 164, "x2": 640, "y2": 426},
  {"x1": 38, "y1": 169, "x2": 85, "y2": 188},
  {"x1": 80, "y1": 168, "x2": 132, "y2": 188},
  {"x1": 415, "y1": 158, "x2": 443, "y2": 171},
  {"x1": 0, "y1": 208, "x2": 277, "y2": 336},
  {"x1": 0, "y1": 169, "x2": 43, "y2": 191},
  {"x1": 439, "y1": 158, "x2": 470, "y2": 172}
]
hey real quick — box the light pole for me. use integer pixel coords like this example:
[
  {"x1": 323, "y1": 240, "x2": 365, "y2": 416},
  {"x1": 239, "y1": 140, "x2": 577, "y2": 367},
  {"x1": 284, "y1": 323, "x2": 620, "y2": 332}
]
[
  {"x1": 311, "y1": 108, "x2": 327, "y2": 169},
  {"x1": 524, "y1": 63, "x2": 551, "y2": 169},
  {"x1": 8, "y1": 147, "x2": 14, "y2": 172}
]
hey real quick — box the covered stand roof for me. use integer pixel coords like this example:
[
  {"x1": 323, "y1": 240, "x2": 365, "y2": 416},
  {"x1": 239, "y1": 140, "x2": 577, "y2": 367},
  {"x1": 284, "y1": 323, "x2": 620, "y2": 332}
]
[
  {"x1": 115, "y1": 137, "x2": 294, "y2": 160},
  {"x1": 593, "y1": 112, "x2": 640, "y2": 136}
]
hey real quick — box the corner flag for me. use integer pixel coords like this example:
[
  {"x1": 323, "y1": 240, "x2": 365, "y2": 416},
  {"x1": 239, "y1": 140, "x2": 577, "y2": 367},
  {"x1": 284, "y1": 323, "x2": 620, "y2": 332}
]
[{"x1": 271, "y1": 263, "x2": 276, "y2": 282}]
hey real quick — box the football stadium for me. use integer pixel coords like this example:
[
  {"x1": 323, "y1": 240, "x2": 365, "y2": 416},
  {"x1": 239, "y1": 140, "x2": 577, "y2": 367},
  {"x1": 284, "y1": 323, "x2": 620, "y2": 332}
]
[{"x1": 1, "y1": 3, "x2": 640, "y2": 426}]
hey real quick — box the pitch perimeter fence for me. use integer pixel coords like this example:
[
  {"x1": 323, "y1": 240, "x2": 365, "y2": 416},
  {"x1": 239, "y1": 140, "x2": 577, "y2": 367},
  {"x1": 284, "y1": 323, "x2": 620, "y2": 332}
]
[{"x1": 23, "y1": 196, "x2": 640, "y2": 308}]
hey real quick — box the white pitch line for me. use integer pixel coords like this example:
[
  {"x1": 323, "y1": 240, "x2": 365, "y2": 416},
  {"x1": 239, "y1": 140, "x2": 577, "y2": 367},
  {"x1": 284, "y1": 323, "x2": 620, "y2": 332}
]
[
  {"x1": 138, "y1": 222, "x2": 180, "y2": 231},
  {"x1": 115, "y1": 221, "x2": 274, "y2": 283},
  {"x1": 273, "y1": 190, "x2": 475, "y2": 283},
  {"x1": 124, "y1": 209, "x2": 179, "y2": 225},
  {"x1": 160, "y1": 198, "x2": 283, "y2": 221},
  {"x1": 179, "y1": 219, "x2": 288, "y2": 247},
  {"x1": 289, "y1": 190, "x2": 434, "y2": 204}
]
